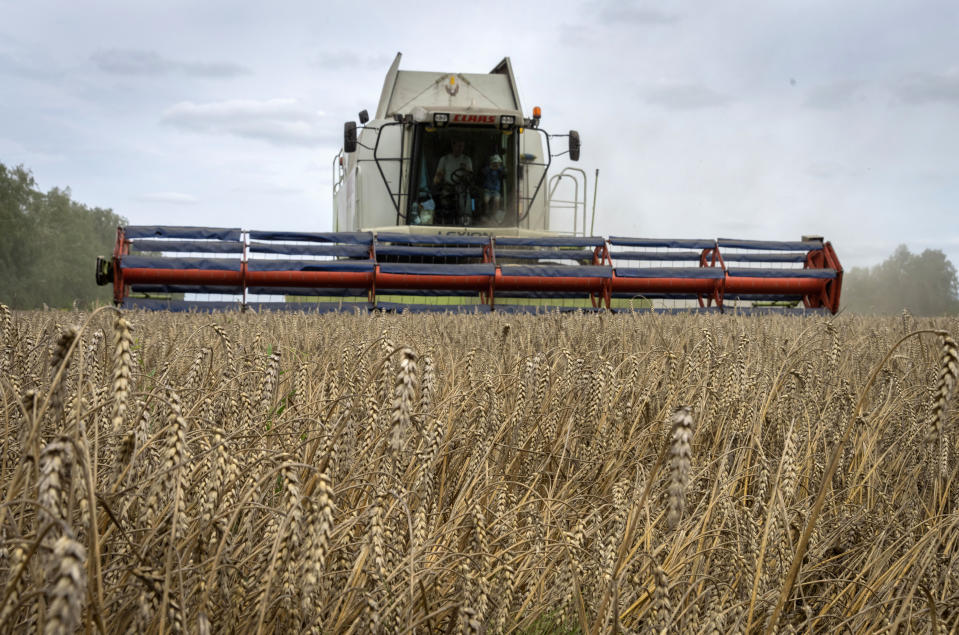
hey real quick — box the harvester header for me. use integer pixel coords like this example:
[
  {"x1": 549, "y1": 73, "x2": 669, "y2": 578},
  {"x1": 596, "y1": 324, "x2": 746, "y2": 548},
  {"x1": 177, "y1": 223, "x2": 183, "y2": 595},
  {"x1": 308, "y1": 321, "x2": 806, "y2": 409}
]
[{"x1": 97, "y1": 226, "x2": 842, "y2": 313}]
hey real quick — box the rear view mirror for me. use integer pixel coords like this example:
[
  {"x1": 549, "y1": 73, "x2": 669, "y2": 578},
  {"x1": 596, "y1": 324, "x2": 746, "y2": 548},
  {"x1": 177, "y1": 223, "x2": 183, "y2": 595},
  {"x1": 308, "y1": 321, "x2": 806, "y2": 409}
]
[
  {"x1": 95, "y1": 256, "x2": 112, "y2": 286},
  {"x1": 569, "y1": 130, "x2": 580, "y2": 161},
  {"x1": 344, "y1": 121, "x2": 357, "y2": 153},
  {"x1": 358, "y1": 110, "x2": 370, "y2": 124}
]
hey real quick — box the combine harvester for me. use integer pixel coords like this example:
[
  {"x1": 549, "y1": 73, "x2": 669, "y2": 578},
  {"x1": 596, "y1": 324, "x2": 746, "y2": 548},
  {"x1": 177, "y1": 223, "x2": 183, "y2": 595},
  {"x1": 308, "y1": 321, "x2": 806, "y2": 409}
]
[{"x1": 96, "y1": 54, "x2": 842, "y2": 313}]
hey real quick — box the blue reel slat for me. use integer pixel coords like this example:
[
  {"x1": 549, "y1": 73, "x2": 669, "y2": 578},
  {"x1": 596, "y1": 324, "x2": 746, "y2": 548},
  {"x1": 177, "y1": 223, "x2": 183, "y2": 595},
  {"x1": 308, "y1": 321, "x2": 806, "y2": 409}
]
[
  {"x1": 130, "y1": 285, "x2": 242, "y2": 294},
  {"x1": 720, "y1": 252, "x2": 807, "y2": 263},
  {"x1": 376, "y1": 233, "x2": 490, "y2": 245},
  {"x1": 614, "y1": 267, "x2": 724, "y2": 279},
  {"x1": 495, "y1": 236, "x2": 604, "y2": 247},
  {"x1": 248, "y1": 230, "x2": 372, "y2": 244},
  {"x1": 494, "y1": 248, "x2": 597, "y2": 261},
  {"x1": 378, "y1": 263, "x2": 496, "y2": 276},
  {"x1": 125, "y1": 226, "x2": 242, "y2": 241},
  {"x1": 726, "y1": 267, "x2": 836, "y2": 279},
  {"x1": 246, "y1": 259, "x2": 375, "y2": 273},
  {"x1": 608, "y1": 237, "x2": 716, "y2": 249},
  {"x1": 499, "y1": 264, "x2": 611, "y2": 278},
  {"x1": 609, "y1": 250, "x2": 706, "y2": 262},
  {"x1": 376, "y1": 245, "x2": 486, "y2": 258},
  {"x1": 718, "y1": 238, "x2": 822, "y2": 251},
  {"x1": 123, "y1": 256, "x2": 243, "y2": 271},
  {"x1": 130, "y1": 239, "x2": 244, "y2": 254},
  {"x1": 248, "y1": 242, "x2": 370, "y2": 257}
]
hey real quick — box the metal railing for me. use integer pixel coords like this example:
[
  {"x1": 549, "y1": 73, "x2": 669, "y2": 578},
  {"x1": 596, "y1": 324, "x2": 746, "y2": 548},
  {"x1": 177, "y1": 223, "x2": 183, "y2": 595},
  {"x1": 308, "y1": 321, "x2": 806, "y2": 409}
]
[{"x1": 547, "y1": 167, "x2": 600, "y2": 236}]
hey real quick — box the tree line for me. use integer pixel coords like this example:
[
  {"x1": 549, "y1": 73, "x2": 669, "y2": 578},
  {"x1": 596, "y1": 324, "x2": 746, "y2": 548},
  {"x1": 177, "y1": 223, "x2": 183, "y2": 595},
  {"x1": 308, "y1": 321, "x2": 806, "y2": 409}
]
[
  {"x1": 0, "y1": 163, "x2": 126, "y2": 309},
  {"x1": 841, "y1": 244, "x2": 959, "y2": 315}
]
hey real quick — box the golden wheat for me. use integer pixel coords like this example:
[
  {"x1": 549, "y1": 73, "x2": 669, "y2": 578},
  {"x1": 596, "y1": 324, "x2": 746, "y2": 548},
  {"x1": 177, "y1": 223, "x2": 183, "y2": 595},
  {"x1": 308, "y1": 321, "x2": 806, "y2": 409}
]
[{"x1": 0, "y1": 308, "x2": 957, "y2": 632}]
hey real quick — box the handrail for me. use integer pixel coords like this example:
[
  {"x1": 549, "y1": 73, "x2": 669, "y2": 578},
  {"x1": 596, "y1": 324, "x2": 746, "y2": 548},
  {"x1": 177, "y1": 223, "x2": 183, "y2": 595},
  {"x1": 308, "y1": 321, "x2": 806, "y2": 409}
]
[{"x1": 547, "y1": 167, "x2": 588, "y2": 236}]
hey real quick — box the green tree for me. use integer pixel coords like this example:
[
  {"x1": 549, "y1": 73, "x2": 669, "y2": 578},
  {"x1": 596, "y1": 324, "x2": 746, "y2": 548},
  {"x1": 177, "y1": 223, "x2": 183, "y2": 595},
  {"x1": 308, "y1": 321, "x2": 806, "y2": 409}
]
[
  {"x1": 842, "y1": 244, "x2": 959, "y2": 315},
  {"x1": 0, "y1": 163, "x2": 126, "y2": 309},
  {"x1": 0, "y1": 165, "x2": 45, "y2": 307}
]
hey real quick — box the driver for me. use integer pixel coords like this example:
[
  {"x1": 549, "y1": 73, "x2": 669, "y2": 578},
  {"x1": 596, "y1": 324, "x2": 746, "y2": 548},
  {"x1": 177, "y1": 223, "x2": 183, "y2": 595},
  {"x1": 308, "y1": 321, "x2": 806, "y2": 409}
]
[{"x1": 433, "y1": 139, "x2": 473, "y2": 185}]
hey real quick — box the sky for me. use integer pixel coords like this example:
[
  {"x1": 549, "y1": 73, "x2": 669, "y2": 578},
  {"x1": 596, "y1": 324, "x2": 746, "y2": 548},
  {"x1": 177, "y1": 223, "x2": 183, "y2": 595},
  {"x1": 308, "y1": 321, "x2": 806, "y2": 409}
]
[{"x1": 1, "y1": 0, "x2": 958, "y2": 269}]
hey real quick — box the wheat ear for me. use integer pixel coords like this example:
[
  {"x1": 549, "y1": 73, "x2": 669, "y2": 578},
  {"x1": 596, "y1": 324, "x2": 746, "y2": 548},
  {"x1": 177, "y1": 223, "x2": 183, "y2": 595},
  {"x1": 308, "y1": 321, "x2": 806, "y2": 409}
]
[
  {"x1": 110, "y1": 314, "x2": 133, "y2": 436},
  {"x1": 44, "y1": 535, "x2": 87, "y2": 635},
  {"x1": 0, "y1": 303, "x2": 11, "y2": 347},
  {"x1": 48, "y1": 326, "x2": 79, "y2": 424},
  {"x1": 389, "y1": 347, "x2": 417, "y2": 457},
  {"x1": 38, "y1": 438, "x2": 73, "y2": 544},
  {"x1": 652, "y1": 559, "x2": 672, "y2": 633},
  {"x1": 928, "y1": 333, "x2": 959, "y2": 440},
  {"x1": 301, "y1": 469, "x2": 334, "y2": 616},
  {"x1": 667, "y1": 405, "x2": 694, "y2": 529}
]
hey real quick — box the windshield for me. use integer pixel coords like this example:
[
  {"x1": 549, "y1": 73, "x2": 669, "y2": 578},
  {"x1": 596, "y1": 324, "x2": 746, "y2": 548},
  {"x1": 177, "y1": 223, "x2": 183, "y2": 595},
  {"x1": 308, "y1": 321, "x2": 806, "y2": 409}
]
[{"x1": 408, "y1": 124, "x2": 516, "y2": 228}]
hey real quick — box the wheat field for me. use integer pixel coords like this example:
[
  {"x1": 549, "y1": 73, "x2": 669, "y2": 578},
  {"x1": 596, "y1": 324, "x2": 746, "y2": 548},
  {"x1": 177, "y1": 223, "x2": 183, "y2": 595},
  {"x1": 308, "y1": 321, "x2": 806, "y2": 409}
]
[{"x1": 0, "y1": 303, "x2": 957, "y2": 634}]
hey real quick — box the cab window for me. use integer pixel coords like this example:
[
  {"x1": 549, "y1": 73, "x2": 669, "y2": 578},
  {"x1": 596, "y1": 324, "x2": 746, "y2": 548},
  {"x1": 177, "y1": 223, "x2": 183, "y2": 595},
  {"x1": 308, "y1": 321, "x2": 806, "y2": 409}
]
[{"x1": 408, "y1": 125, "x2": 515, "y2": 227}]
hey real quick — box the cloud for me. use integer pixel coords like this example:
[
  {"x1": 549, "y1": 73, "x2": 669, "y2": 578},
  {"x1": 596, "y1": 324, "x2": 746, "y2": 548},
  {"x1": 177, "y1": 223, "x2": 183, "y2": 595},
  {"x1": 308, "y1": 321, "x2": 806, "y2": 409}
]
[
  {"x1": 805, "y1": 161, "x2": 848, "y2": 181},
  {"x1": 91, "y1": 49, "x2": 250, "y2": 78},
  {"x1": 894, "y1": 69, "x2": 959, "y2": 105},
  {"x1": 556, "y1": 24, "x2": 597, "y2": 48},
  {"x1": 137, "y1": 192, "x2": 198, "y2": 204},
  {"x1": 642, "y1": 82, "x2": 729, "y2": 109},
  {"x1": 0, "y1": 52, "x2": 65, "y2": 80},
  {"x1": 804, "y1": 80, "x2": 865, "y2": 110},
  {"x1": 592, "y1": 1, "x2": 679, "y2": 25},
  {"x1": 0, "y1": 137, "x2": 67, "y2": 165},
  {"x1": 161, "y1": 98, "x2": 335, "y2": 147},
  {"x1": 311, "y1": 50, "x2": 394, "y2": 71}
]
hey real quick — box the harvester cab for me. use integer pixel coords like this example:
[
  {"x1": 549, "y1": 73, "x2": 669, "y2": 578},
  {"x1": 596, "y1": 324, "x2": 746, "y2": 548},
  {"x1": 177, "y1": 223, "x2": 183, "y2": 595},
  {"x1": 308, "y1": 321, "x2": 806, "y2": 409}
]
[
  {"x1": 95, "y1": 54, "x2": 843, "y2": 314},
  {"x1": 334, "y1": 54, "x2": 580, "y2": 236}
]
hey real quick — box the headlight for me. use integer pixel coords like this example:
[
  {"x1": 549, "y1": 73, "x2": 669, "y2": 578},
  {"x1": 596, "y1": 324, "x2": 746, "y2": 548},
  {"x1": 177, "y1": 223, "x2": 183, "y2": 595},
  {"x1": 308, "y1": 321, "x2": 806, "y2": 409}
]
[
  {"x1": 433, "y1": 112, "x2": 450, "y2": 126},
  {"x1": 499, "y1": 115, "x2": 515, "y2": 129}
]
